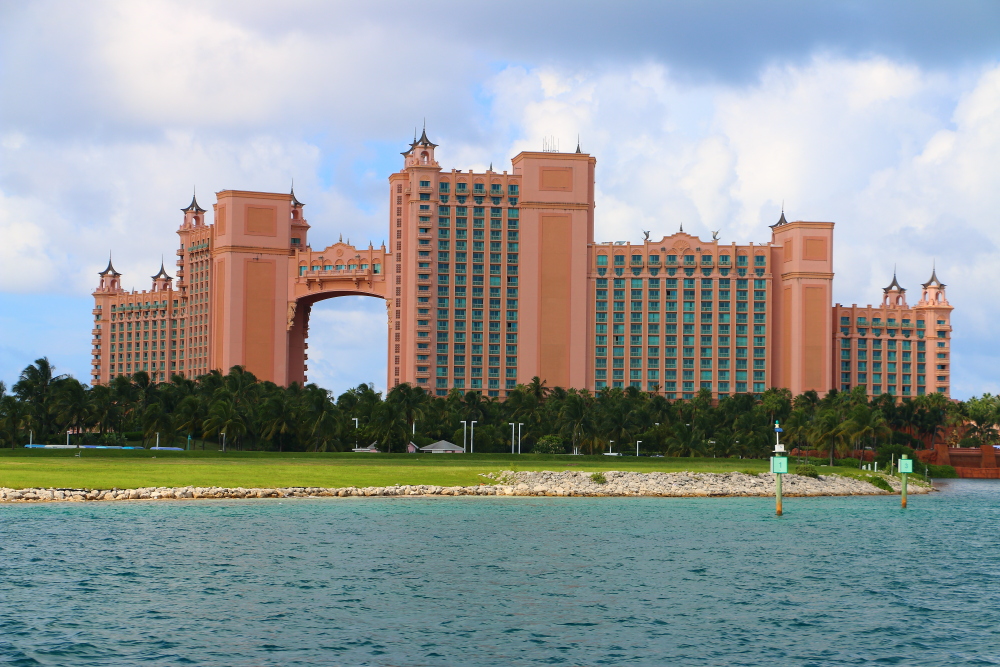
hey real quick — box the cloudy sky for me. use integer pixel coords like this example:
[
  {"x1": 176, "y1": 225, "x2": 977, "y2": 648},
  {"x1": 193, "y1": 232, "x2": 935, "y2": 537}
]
[{"x1": 1, "y1": 0, "x2": 999, "y2": 398}]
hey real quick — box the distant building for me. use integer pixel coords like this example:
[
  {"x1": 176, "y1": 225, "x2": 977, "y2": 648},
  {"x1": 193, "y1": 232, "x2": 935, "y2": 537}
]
[
  {"x1": 418, "y1": 440, "x2": 465, "y2": 454},
  {"x1": 89, "y1": 130, "x2": 951, "y2": 399}
]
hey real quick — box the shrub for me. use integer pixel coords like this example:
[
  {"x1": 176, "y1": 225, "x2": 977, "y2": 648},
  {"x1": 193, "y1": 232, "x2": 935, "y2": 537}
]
[
  {"x1": 835, "y1": 457, "x2": 860, "y2": 468},
  {"x1": 590, "y1": 472, "x2": 607, "y2": 485},
  {"x1": 123, "y1": 431, "x2": 144, "y2": 442},
  {"x1": 739, "y1": 469, "x2": 758, "y2": 476},
  {"x1": 927, "y1": 464, "x2": 959, "y2": 478},
  {"x1": 795, "y1": 464, "x2": 819, "y2": 478},
  {"x1": 867, "y1": 476, "x2": 894, "y2": 492},
  {"x1": 533, "y1": 435, "x2": 565, "y2": 455},
  {"x1": 875, "y1": 444, "x2": 916, "y2": 470}
]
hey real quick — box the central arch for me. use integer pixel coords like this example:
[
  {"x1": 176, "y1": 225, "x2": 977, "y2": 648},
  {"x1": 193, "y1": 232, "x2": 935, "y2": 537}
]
[{"x1": 286, "y1": 242, "x2": 390, "y2": 386}]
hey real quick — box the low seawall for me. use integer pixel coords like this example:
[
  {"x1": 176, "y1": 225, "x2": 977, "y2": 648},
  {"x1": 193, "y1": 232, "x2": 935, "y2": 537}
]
[{"x1": 0, "y1": 470, "x2": 930, "y2": 502}]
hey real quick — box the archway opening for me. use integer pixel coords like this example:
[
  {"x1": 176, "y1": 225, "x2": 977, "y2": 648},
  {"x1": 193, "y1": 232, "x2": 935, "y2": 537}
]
[{"x1": 301, "y1": 295, "x2": 387, "y2": 396}]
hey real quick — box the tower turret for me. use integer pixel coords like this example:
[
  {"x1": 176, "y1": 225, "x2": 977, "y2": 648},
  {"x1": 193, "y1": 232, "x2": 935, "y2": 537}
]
[
  {"x1": 882, "y1": 270, "x2": 907, "y2": 308},
  {"x1": 151, "y1": 260, "x2": 173, "y2": 292},
  {"x1": 918, "y1": 264, "x2": 948, "y2": 306},
  {"x1": 181, "y1": 190, "x2": 206, "y2": 228},
  {"x1": 401, "y1": 125, "x2": 439, "y2": 168},
  {"x1": 96, "y1": 256, "x2": 122, "y2": 292}
]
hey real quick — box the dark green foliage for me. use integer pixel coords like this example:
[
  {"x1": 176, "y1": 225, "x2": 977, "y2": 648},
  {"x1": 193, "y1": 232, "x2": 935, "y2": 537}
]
[
  {"x1": 794, "y1": 464, "x2": 819, "y2": 478},
  {"x1": 875, "y1": 444, "x2": 916, "y2": 469},
  {"x1": 533, "y1": 435, "x2": 564, "y2": 454},
  {"x1": 0, "y1": 357, "x2": 982, "y2": 463},
  {"x1": 867, "y1": 476, "x2": 894, "y2": 492},
  {"x1": 590, "y1": 472, "x2": 607, "y2": 484},
  {"x1": 835, "y1": 457, "x2": 860, "y2": 468},
  {"x1": 927, "y1": 464, "x2": 958, "y2": 478}
]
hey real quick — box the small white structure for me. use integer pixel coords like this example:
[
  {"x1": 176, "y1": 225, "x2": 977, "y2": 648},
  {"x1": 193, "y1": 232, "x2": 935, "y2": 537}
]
[
  {"x1": 418, "y1": 440, "x2": 465, "y2": 454},
  {"x1": 406, "y1": 441, "x2": 419, "y2": 453},
  {"x1": 352, "y1": 442, "x2": 380, "y2": 453}
]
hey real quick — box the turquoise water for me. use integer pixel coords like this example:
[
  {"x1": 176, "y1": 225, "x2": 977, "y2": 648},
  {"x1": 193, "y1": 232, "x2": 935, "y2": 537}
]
[{"x1": 1, "y1": 480, "x2": 999, "y2": 666}]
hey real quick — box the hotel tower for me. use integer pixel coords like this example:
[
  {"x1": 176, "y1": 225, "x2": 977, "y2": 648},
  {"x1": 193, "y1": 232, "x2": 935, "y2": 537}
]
[{"x1": 90, "y1": 131, "x2": 952, "y2": 400}]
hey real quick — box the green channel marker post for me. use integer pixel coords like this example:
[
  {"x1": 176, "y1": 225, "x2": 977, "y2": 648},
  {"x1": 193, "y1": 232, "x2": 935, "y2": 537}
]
[
  {"x1": 899, "y1": 454, "x2": 912, "y2": 508},
  {"x1": 771, "y1": 420, "x2": 787, "y2": 516}
]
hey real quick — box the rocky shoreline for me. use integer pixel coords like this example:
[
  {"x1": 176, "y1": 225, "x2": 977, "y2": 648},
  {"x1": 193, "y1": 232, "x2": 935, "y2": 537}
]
[{"x1": 0, "y1": 470, "x2": 930, "y2": 502}]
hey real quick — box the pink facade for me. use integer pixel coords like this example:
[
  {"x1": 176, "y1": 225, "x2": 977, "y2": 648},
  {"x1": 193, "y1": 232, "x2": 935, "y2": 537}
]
[{"x1": 90, "y1": 131, "x2": 952, "y2": 399}]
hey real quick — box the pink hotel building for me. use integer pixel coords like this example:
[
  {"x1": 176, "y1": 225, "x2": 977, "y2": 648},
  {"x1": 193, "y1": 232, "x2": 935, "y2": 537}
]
[{"x1": 90, "y1": 131, "x2": 954, "y2": 400}]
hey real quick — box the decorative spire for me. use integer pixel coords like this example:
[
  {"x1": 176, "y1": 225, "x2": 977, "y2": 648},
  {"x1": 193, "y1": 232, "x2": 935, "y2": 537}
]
[
  {"x1": 883, "y1": 266, "x2": 905, "y2": 292},
  {"x1": 489, "y1": 162, "x2": 493, "y2": 172},
  {"x1": 575, "y1": 135, "x2": 582, "y2": 154},
  {"x1": 181, "y1": 188, "x2": 206, "y2": 213},
  {"x1": 679, "y1": 222, "x2": 684, "y2": 233},
  {"x1": 415, "y1": 124, "x2": 437, "y2": 148},
  {"x1": 922, "y1": 261, "x2": 945, "y2": 288},
  {"x1": 290, "y1": 180, "x2": 303, "y2": 207},
  {"x1": 99, "y1": 253, "x2": 120, "y2": 276},
  {"x1": 151, "y1": 257, "x2": 172, "y2": 281}
]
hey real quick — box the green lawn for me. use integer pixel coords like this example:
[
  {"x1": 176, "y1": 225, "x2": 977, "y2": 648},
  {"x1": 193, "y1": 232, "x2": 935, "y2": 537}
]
[{"x1": 0, "y1": 450, "x2": 779, "y2": 490}]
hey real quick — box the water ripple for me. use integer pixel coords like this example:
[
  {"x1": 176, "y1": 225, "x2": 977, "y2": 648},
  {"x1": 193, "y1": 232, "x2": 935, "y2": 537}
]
[{"x1": 1, "y1": 480, "x2": 999, "y2": 665}]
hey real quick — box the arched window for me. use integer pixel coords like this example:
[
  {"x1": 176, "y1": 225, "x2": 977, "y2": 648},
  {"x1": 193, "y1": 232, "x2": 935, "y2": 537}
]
[{"x1": 420, "y1": 151, "x2": 429, "y2": 164}]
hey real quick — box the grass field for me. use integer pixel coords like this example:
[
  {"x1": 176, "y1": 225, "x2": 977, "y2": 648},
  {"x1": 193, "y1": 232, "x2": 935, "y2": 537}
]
[{"x1": 0, "y1": 449, "x2": 794, "y2": 489}]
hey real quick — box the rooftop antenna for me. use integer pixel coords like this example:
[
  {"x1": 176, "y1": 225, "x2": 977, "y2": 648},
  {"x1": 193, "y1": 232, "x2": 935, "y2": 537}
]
[{"x1": 542, "y1": 135, "x2": 560, "y2": 153}]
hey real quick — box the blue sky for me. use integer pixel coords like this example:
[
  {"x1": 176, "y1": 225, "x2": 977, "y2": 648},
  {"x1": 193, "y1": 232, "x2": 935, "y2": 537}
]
[{"x1": 1, "y1": 0, "x2": 999, "y2": 397}]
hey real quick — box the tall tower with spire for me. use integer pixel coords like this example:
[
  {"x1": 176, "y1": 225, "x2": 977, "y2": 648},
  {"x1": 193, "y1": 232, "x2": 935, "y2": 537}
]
[{"x1": 915, "y1": 265, "x2": 952, "y2": 394}]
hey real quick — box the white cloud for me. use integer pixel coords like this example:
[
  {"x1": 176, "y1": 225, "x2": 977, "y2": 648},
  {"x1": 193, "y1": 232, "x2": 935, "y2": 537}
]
[{"x1": 0, "y1": 1, "x2": 997, "y2": 398}]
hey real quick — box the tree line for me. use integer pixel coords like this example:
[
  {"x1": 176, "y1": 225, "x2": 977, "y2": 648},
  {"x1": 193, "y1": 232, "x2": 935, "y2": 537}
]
[{"x1": 0, "y1": 357, "x2": 989, "y2": 460}]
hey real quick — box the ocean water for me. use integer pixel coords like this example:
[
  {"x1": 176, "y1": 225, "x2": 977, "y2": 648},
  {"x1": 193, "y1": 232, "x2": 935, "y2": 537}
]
[{"x1": 1, "y1": 480, "x2": 999, "y2": 666}]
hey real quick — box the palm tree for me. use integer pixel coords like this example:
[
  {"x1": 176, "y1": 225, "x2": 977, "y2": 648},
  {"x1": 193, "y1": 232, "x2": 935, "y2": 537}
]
[
  {"x1": 53, "y1": 378, "x2": 92, "y2": 437},
  {"x1": 387, "y1": 383, "x2": 427, "y2": 437},
  {"x1": 664, "y1": 421, "x2": 705, "y2": 457},
  {"x1": 557, "y1": 390, "x2": 595, "y2": 454},
  {"x1": 262, "y1": 391, "x2": 298, "y2": 452},
  {"x1": 14, "y1": 357, "x2": 67, "y2": 441},
  {"x1": 142, "y1": 402, "x2": 175, "y2": 447},
  {"x1": 202, "y1": 398, "x2": 247, "y2": 451},
  {"x1": 369, "y1": 400, "x2": 407, "y2": 452},
  {"x1": 845, "y1": 405, "x2": 890, "y2": 462},
  {"x1": 174, "y1": 395, "x2": 206, "y2": 449},
  {"x1": 0, "y1": 395, "x2": 28, "y2": 448},
  {"x1": 811, "y1": 409, "x2": 851, "y2": 466}
]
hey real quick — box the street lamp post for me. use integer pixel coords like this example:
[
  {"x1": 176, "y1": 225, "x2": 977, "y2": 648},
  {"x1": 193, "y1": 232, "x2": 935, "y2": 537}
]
[
  {"x1": 518, "y1": 423, "x2": 523, "y2": 454},
  {"x1": 461, "y1": 420, "x2": 467, "y2": 452},
  {"x1": 509, "y1": 422, "x2": 516, "y2": 454},
  {"x1": 221, "y1": 432, "x2": 226, "y2": 453},
  {"x1": 470, "y1": 421, "x2": 477, "y2": 454},
  {"x1": 353, "y1": 417, "x2": 359, "y2": 449},
  {"x1": 636, "y1": 440, "x2": 641, "y2": 457}
]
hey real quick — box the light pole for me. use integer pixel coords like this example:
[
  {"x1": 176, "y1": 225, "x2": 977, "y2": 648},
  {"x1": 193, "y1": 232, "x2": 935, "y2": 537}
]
[
  {"x1": 509, "y1": 422, "x2": 516, "y2": 454},
  {"x1": 636, "y1": 440, "x2": 641, "y2": 457},
  {"x1": 353, "y1": 417, "x2": 359, "y2": 449},
  {"x1": 470, "y1": 420, "x2": 477, "y2": 454},
  {"x1": 518, "y1": 423, "x2": 523, "y2": 454},
  {"x1": 709, "y1": 439, "x2": 716, "y2": 458},
  {"x1": 221, "y1": 431, "x2": 226, "y2": 453},
  {"x1": 461, "y1": 420, "x2": 467, "y2": 452}
]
